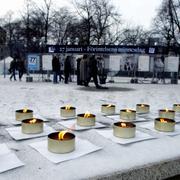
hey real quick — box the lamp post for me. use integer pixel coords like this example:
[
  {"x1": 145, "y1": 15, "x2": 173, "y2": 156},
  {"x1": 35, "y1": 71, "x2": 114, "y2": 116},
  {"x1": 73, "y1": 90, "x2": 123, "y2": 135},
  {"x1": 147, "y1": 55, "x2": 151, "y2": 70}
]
[{"x1": 39, "y1": 37, "x2": 46, "y2": 81}]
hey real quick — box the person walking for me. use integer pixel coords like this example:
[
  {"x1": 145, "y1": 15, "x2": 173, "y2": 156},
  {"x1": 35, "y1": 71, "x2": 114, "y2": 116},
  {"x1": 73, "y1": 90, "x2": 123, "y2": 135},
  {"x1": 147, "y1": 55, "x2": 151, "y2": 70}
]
[
  {"x1": 52, "y1": 55, "x2": 60, "y2": 84},
  {"x1": 64, "y1": 56, "x2": 72, "y2": 84},
  {"x1": 9, "y1": 57, "x2": 17, "y2": 81},
  {"x1": 17, "y1": 58, "x2": 26, "y2": 81},
  {"x1": 80, "y1": 54, "x2": 90, "y2": 86},
  {"x1": 85, "y1": 55, "x2": 104, "y2": 89}
]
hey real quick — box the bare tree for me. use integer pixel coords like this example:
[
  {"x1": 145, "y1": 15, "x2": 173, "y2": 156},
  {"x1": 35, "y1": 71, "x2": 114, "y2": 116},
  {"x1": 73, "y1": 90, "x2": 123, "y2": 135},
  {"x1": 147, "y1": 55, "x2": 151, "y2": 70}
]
[
  {"x1": 118, "y1": 26, "x2": 148, "y2": 45},
  {"x1": 91, "y1": 0, "x2": 120, "y2": 45},
  {"x1": 153, "y1": 0, "x2": 180, "y2": 47},
  {"x1": 73, "y1": 0, "x2": 120, "y2": 45},
  {"x1": 43, "y1": 0, "x2": 52, "y2": 44},
  {"x1": 51, "y1": 8, "x2": 75, "y2": 44},
  {"x1": 73, "y1": 0, "x2": 95, "y2": 45}
]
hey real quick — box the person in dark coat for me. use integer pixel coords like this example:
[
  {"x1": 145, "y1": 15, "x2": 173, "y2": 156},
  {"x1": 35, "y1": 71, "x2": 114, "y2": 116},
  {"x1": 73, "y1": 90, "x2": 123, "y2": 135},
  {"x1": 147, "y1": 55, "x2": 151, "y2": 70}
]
[
  {"x1": 85, "y1": 55, "x2": 102, "y2": 89},
  {"x1": 80, "y1": 54, "x2": 90, "y2": 86},
  {"x1": 9, "y1": 58, "x2": 17, "y2": 81},
  {"x1": 17, "y1": 59, "x2": 26, "y2": 81},
  {"x1": 64, "y1": 56, "x2": 72, "y2": 84},
  {"x1": 52, "y1": 55, "x2": 60, "y2": 84},
  {"x1": 76, "y1": 57, "x2": 82, "y2": 85}
]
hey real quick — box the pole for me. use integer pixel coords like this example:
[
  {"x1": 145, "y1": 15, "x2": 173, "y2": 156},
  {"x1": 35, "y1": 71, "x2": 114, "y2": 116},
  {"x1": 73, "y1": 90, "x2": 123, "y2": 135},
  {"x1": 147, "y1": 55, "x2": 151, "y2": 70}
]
[{"x1": 3, "y1": 57, "x2": 6, "y2": 78}]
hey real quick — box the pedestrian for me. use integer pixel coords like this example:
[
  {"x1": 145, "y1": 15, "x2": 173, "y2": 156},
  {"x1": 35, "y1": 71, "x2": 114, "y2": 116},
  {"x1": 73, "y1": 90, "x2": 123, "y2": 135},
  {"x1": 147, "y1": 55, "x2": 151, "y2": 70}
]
[
  {"x1": 76, "y1": 57, "x2": 83, "y2": 85},
  {"x1": 17, "y1": 58, "x2": 26, "y2": 81},
  {"x1": 9, "y1": 57, "x2": 17, "y2": 81},
  {"x1": 154, "y1": 57, "x2": 165, "y2": 83},
  {"x1": 52, "y1": 54, "x2": 60, "y2": 84},
  {"x1": 59, "y1": 57, "x2": 64, "y2": 82},
  {"x1": 64, "y1": 56, "x2": 72, "y2": 84},
  {"x1": 85, "y1": 55, "x2": 103, "y2": 89}
]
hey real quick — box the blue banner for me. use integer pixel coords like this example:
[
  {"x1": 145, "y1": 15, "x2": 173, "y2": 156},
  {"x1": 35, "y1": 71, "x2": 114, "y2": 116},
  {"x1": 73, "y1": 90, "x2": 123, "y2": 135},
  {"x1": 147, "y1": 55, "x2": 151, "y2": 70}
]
[{"x1": 27, "y1": 54, "x2": 40, "y2": 71}]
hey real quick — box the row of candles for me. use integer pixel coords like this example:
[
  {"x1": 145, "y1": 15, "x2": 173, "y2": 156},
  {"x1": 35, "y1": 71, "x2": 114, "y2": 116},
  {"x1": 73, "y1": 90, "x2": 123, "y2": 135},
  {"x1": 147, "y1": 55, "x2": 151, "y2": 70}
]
[{"x1": 14, "y1": 103, "x2": 180, "y2": 154}]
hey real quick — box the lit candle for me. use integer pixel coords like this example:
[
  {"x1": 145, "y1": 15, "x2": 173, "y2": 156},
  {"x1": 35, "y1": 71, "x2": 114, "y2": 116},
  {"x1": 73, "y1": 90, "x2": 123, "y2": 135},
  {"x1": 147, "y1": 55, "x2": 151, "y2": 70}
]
[
  {"x1": 154, "y1": 118, "x2": 175, "y2": 132},
  {"x1": 120, "y1": 109, "x2": 136, "y2": 121},
  {"x1": 113, "y1": 122, "x2": 136, "y2": 138},
  {"x1": 136, "y1": 104, "x2": 150, "y2": 113},
  {"x1": 60, "y1": 105, "x2": 76, "y2": 117},
  {"x1": 173, "y1": 104, "x2": 180, "y2": 113},
  {"x1": 48, "y1": 131, "x2": 75, "y2": 153},
  {"x1": 159, "y1": 109, "x2": 175, "y2": 119},
  {"x1": 101, "y1": 104, "x2": 116, "y2": 115},
  {"x1": 21, "y1": 118, "x2": 44, "y2": 134},
  {"x1": 16, "y1": 108, "x2": 33, "y2": 121},
  {"x1": 77, "y1": 112, "x2": 96, "y2": 127}
]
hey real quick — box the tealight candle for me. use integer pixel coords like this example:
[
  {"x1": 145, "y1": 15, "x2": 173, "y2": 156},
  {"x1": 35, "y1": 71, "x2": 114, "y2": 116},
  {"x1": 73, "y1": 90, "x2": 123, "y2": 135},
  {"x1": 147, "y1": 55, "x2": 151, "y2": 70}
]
[
  {"x1": 22, "y1": 118, "x2": 44, "y2": 134},
  {"x1": 120, "y1": 109, "x2": 136, "y2": 121},
  {"x1": 60, "y1": 105, "x2": 76, "y2": 117},
  {"x1": 173, "y1": 104, "x2": 180, "y2": 113},
  {"x1": 48, "y1": 131, "x2": 75, "y2": 154},
  {"x1": 136, "y1": 104, "x2": 150, "y2": 114},
  {"x1": 154, "y1": 118, "x2": 175, "y2": 132},
  {"x1": 16, "y1": 108, "x2": 33, "y2": 121},
  {"x1": 159, "y1": 109, "x2": 175, "y2": 119},
  {"x1": 113, "y1": 122, "x2": 136, "y2": 138},
  {"x1": 77, "y1": 112, "x2": 95, "y2": 127},
  {"x1": 101, "y1": 104, "x2": 116, "y2": 115}
]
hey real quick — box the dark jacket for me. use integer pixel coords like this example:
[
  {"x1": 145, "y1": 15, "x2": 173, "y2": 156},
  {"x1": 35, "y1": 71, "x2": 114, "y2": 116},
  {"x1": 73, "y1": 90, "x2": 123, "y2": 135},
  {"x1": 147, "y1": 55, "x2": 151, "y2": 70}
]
[
  {"x1": 17, "y1": 60, "x2": 26, "y2": 72},
  {"x1": 89, "y1": 55, "x2": 98, "y2": 75},
  {"x1": 64, "y1": 56, "x2": 72, "y2": 74},
  {"x1": 9, "y1": 60, "x2": 17, "y2": 72},
  {"x1": 52, "y1": 56, "x2": 60, "y2": 72}
]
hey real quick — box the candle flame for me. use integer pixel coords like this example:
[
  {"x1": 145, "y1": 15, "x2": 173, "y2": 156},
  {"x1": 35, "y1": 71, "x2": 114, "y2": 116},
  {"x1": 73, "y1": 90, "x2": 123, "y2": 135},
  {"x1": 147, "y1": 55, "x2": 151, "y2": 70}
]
[
  {"x1": 29, "y1": 119, "x2": 37, "y2": 124},
  {"x1": 84, "y1": 111, "x2": 91, "y2": 118},
  {"x1": 65, "y1": 105, "x2": 71, "y2": 110},
  {"x1": 165, "y1": 108, "x2": 169, "y2": 112},
  {"x1": 126, "y1": 109, "x2": 131, "y2": 113},
  {"x1": 141, "y1": 104, "x2": 145, "y2": 107},
  {"x1": 121, "y1": 123, "x2": 127, "y2": 127},
  {"x1": 58, "y1": 130, "x2": 68, "y2": 140},
  {"x1": 23, "y1": 108, "x2": 28, "y2": 113},
  {"x1": 107, "y1": 104, "x2": 112, "y2": 108},
  {"x1": 160, "y1": 119, "x2": 168, "y2": 123}
]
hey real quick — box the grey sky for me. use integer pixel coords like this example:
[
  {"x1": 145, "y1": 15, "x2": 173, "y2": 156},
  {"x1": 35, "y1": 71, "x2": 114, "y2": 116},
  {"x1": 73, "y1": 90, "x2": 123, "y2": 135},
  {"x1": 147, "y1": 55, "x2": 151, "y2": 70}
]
[{"x1": 0, "y1": 0, "x2": 162, "y2": 29}]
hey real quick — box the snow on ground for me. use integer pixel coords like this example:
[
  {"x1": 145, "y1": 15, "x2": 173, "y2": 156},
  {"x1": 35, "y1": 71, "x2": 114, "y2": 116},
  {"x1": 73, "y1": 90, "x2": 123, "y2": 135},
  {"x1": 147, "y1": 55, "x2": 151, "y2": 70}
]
[{"x1": 0, "y1": 75, "x2": 180, "y2": 180}]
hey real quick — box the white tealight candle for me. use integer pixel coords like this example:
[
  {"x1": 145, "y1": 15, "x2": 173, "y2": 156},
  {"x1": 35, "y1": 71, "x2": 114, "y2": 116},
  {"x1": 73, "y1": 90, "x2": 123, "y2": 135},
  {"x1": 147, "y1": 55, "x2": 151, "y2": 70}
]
[
  {"x1": 21, "y1": 118, "x2": 43, "y2": 134},
  {"x1": 159, "y1": 109, "x2": 175, "y2": 119},
  {"x1": 77, "y1": 112, "x2": 95, "y2": 127},
  {"x1": 16, "y1": 108, "x2": 33, "y2": 121},
  {"x1": 48, "y1": 131, "x2": 75, "y2": 154},
  {"x1": 136, "y1": 104, "x2": 150, "y2": 114},
  {"x1": 120, "y1": 109, "x2": 136, "y2": 121},
  {"x1": 101, "y1": 104, "x2": 116, "y2": 115},
  {"x1": 154, "y1": 118, "x2": 175, "y2": 132},
  {"x1": 60, "y1": 105, "x2": 76, "y2": 117},
  {"x1": 173, "y1": 104, "x2": 180, "y2": 113},
  {"x1": 113, "y1": 122, "x2": 136, "y2": 138}
]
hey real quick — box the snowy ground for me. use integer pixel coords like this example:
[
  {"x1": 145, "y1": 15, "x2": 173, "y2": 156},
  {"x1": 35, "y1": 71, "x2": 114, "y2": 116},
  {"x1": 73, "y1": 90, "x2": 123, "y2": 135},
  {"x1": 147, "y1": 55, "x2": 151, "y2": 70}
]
[{"x1": 0, "y1": 75, "x2": 180, "y2": 180}]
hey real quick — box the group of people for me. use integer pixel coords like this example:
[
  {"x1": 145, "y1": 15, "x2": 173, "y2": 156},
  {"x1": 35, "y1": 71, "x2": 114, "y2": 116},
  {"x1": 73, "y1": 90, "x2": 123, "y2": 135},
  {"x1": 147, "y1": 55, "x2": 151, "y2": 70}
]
[
  {"x1": 52, "y1": 54, "x2": 107, "y2": 89},
  {"x1": 8, "y1": 52, "x2": 107, "y2": 88},
  {"x1": 77, "y1": 54, "x2": 107, "y2": 89},
  {"x1": 52, "y1": 55, "x2": 72, "y2": 84},
  {"x1": 9, "y1": 55, "x2": 26, "y2": 81}
]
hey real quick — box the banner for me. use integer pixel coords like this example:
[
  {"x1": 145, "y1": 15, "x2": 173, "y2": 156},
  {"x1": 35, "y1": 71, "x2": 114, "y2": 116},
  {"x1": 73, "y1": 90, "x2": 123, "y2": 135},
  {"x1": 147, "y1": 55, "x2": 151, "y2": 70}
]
[
  {"x1": 165, "y1": 56, "x2": 179, "y2": 72},
  {"x1": 138, "y1": 55, "x2": 150, "y2": 72},
  {"x1": 27, "y1": 54, "x2": 40, "y2": 71},
  {"x1": 42, "y1": 55, "x2": 52, "y2": 70},
  {"x1": 46, "y1": 45, "x2": 158, "y2": 54}
]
